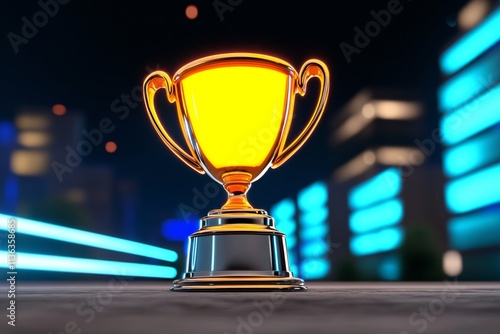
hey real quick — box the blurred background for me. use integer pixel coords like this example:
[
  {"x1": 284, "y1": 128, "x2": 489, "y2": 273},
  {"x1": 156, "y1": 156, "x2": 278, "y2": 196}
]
[{"x1": 0, "y1": 0, "x2": 499, "y2": 281}]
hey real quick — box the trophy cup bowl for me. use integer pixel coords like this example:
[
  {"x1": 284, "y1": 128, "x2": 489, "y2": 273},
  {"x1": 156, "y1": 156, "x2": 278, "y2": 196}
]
[{"x1": 143, "y1": 53, "x2": 329, "y2": 291}]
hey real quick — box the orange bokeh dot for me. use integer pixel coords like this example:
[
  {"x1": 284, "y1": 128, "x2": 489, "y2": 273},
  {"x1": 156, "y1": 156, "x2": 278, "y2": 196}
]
[
  {"x1": 105, "y1": 141, "x2": 117, "y2": 153},
  {"x1": 185, "y1": 5, "x2": 198, "y2": 20},
  {"x1": 52, "y1": 104, "x2": 67, "y2": 116}
]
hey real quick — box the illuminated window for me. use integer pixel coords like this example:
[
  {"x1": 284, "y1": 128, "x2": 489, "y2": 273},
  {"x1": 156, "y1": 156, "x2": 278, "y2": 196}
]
[
  {"x1": 297, "y1": 181, "x2": 330, "y2": 280},
  {"x1": 439, "y1": 6, "x2": 500, "y2": 259},
  {"x1": 347, "y1": 168, "x2": 404, "y2": 278}
]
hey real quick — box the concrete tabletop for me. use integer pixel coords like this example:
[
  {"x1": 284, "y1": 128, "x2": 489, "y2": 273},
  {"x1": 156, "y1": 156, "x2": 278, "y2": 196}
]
[{"x1": 3, "y1": 281, "x2": 500, "y2": 334}]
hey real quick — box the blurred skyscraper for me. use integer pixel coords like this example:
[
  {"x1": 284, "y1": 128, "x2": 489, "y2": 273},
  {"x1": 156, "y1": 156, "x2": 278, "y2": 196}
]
[{"x1": 438, "y1": 1, "x2": 500, "y2": 279}]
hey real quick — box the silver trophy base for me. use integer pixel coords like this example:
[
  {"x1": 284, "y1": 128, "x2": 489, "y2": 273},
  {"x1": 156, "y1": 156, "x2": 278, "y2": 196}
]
[{"x1": 171, "y1": 210, "x2": 307, "y2": 292}]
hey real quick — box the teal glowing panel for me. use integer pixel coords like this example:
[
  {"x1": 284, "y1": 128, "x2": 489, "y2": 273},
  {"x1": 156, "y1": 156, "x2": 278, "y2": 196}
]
[
  {"x1": 0, "y1": 213, "x2": 178, "y2": 262},
  {"x1": 439, "y1": 7, "x2": 500, "y2": 75},
  {"x1": 270, "y1": 198, "x2": 295, "y2": 220},
  {"x1": 348, "y1": 168, "x2": 401, "y2": 210},
  {"x1": 286, "y1": 234, "x2": 297, "y2": 249},
  {"x1": 300, "y1": 240, "x2": 329, "y2": 258},
  {"x1": 301, "y1": 224, "x2": 329, "y2": 241},
  {"x1": 297, "y1": 181, "x2": 328, "y2": 211},
  {"x1": 276, "y1": 219, "x2": 296, "y2": 235},
  {"x1": 441, "y1": 85, "x2": 500, "y2": 145},
  {"x1": 448, "y1": 209, "x2": 500, "y2": 250},
  {"x1": 299, "y1": 206, "x2": 328, "y2": 226},
  {"x1": 438, "y1": 48, "x2": 500, "y2": 112},
  {"x1": 443, "y1": 129, "x2": 500, "y2": 178},
  {"x1": 300, "y1": 258, "x2": 330, "y2": 280},
  {"x1": 0, "y1": 252, "x2": 177, "y2": 278},
  {"x1": 445, "y1": 164, "x2": 500, "y2": 214},
  {"x1": 349, "y1": 198, "x2": 404, "y2": 234},
  {"x1": 378, "y1": 255, "x2": 401, "y2": 281},
  {"x1": 350, "y1": 227, "x2": 404, "y2": 256}
]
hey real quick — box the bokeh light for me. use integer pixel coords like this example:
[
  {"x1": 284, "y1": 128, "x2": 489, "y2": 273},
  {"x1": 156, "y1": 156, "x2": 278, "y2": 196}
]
[
  {"x1": 52, "y1": 104, "x2": 67, "y2": 116},
  {"x1": 185, "y1": 5, "x2": 198, "y2": 20},
  {"x1": 105, "y1": 141, "x2": 117, "y2": 153}
]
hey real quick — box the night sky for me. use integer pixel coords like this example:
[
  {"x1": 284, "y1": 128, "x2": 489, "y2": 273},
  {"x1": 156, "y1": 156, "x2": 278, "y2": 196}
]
[{"x1": 0, "y1": 0, "x2": 469, "y2": 233}]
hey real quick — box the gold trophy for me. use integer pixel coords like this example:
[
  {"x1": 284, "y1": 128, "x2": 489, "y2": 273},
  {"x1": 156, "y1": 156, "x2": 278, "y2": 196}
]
[{"x1": 143, "y1": 53, "x2": 329, "y2": 291}]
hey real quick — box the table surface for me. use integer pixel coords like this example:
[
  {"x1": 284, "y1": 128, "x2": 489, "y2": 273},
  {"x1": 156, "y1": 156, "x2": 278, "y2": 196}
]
[{"x1": 3, "y1": 281, "x2": 500, "y2": 334}]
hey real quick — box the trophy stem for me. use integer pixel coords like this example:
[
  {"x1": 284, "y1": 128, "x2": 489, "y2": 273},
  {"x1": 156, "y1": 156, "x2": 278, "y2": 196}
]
[{"x1": 221, "y1": 171, "x2": 253, "y2": 210}]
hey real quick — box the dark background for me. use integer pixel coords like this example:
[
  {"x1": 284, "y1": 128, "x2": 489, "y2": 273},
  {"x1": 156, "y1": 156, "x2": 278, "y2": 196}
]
[{"x1": 0, "y1": 0, "x2": 468, "y2": 241}]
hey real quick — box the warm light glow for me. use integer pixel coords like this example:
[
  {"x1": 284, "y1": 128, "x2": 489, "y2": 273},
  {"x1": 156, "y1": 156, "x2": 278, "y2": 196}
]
[
  {"x1": 181, "y1": 66, "x2": 286, "y2": 169},
  {"x1": 10, "y1": 150, "x2": 50, "y2": 175},
  {"x1": 376, "y1": 146, "x2": 425, "y2": 166},
  {"x1": 458, "y1": 0, "x2": 490, "y2": 31},
  {"x1": 52, "y1": 104, "x2": 67, "y2": 116},
  {"x1": 185, "y1": 5, "x2": 198, "y2": 19},
  {"x1": 334, "y1": 151, "x2": 373, "y2": 182},
  {"x1": 66, "y1": 188, "x2": 86, "y2": 203},
  {"x1": 361, "y1": 103, "x2": 376, "y2": 118},
  {"x1": 443, "y1": 250, "x2": 463, "y2": 276},
  {"x1": 373, "y1": 100, "x2": 422, "y2": 120},
  {"x1": 105, "y1": 141, "x2": 117, "y2": 153},
  {"x1": 15, "y1": 114, "x2": 50, "y2": 130},
  {"x1": 334, "y1": 113, "x2": 372, "y2": 143},
  {"x1": 17, "y1": 131, "x2": 52, "y2": 148},
  {"x1": 362, "y1": 150, "x2": 376, "y2": 165}
]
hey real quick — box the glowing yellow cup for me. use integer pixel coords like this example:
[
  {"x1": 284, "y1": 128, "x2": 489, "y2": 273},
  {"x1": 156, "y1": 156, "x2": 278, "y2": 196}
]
[{"x1": 143, "y1": 53, "x2": 329, "y2": 211}]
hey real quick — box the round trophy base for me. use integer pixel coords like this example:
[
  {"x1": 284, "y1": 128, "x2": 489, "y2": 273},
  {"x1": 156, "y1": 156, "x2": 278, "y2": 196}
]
[
  {"x1": 171, "y1": 276, "x2": 307, "y2": 292},
  {"x1": 172, "y1": 210, "x2": 307, "y2": 292}
]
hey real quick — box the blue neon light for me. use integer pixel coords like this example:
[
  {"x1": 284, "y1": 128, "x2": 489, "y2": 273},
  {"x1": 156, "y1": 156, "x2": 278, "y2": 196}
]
[
  {"x1": 439, "y1": 7, "x2": 500, "y2": 75},
  {"x1": 438, "y1": 48, "x2": 500, "y2": 112},
  {"x1": 441, "y1": 85, "x2": 500, "y2": 145},
  {"x1": 270, "y1": 198, "x2": 295, "y2": 220},
  {"x1": 448, "y1": 208, "x2": 500, "y2": 250},
  {"x1": 300, "y1": 240, "x2": 329, "y2": 258},
  {"x1": 349, "y1": 198, "x2": 404, "y2": 234},
  {"x1": 301, "y1": 224, "x2": 329, "y2": 241},
  {"x1": 0, "y1": 213, "x2": 178, "y2": 262},
  {"x1": 299, "y1": 206, "x2": 328, "y2": 226},
  {"x1": 300, "y1": 258, "x2": 330, "y2": 280},
  {"x1": 286, "y1": 234, "x2": 297, "y2": 249},
  {"x1": 297, "y1": 181, "x2": 328, "y2": 211},
  {"x1": 276, "y1": 219, "x2": 296, "y2": 235},
  {"x1": 350, "y1": 227, "x2": 404, "y2": 256},
  {"x1": 378, "y1": 255, "x2": 401, "y2": 281},
  {"x1": 445, "y1": 164, "x2": 500, "y2": 214},
  {"x1": 161, "y1": 219, "x2": 199, "y2": 241},
  {"x1": 348, "y1": 168, "x2": 401, "y2": 210},
  {"x1": 0, "y1": 252, "x2": 177, "y2": 278},
  {"x1": 0, "y1": 121, "x2": 15, "y2": 146},
  {"x1": 443, "y1": 129, "x2": 500, "y2": 178}
]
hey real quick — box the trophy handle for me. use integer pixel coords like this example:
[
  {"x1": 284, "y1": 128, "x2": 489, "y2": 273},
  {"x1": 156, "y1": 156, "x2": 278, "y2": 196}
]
[
  {"x1": 143, "y1": 71, "x2": 205, "y2": 174},
  {"x1": 272, "y1": 60, "x2": 330, "y2": 168}
]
